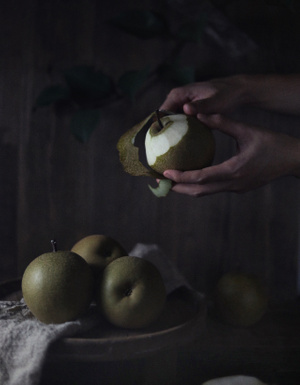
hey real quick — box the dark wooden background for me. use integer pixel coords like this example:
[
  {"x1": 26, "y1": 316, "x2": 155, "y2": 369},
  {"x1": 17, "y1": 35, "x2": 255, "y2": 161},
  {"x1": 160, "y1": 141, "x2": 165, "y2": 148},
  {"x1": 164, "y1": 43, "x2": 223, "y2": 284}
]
[{"x1": 1, "y1": 0, "x2": 300, "y2": 303}]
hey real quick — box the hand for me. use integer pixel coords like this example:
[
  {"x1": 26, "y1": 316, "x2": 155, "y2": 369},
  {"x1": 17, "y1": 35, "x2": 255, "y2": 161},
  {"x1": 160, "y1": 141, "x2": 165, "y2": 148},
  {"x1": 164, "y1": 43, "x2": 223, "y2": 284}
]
[
  {"x1": 160, "y1": 74, "x2": 300, "y2": 117},
  {"x1": 160, "y1": 75, "x2": 249, "y2": 116},
  {"x1": 163, "y1": 114, "x2": 300, "y2": 197}
]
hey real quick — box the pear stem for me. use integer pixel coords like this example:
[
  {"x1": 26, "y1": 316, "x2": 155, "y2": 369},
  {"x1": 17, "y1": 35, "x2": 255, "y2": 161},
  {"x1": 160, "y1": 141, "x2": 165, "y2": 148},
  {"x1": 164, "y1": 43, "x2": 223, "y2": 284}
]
[
  {"x1": 155, "y1": 110, "x2": 164, "y2": 131},
  {"x1": 51, "y1": 239, "x2": 57, "y2": 252},
  {"x1": 124, "y1": 288, "x2": 133, "y2": 297}
]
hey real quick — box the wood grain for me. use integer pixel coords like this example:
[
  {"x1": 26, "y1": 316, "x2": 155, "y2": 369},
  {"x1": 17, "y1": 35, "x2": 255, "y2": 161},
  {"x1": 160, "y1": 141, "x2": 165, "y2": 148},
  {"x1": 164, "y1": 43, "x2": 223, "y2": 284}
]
[{"x1": 0, "y1": 0, "x2": 299, "y2": 303}]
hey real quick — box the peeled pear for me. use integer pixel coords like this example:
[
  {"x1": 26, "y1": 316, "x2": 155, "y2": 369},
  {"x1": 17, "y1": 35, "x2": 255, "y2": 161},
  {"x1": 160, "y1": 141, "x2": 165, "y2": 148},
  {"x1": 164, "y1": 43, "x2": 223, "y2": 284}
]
[
  {"x1": 145, "y1": 113, "x2": 215, "y2": 174},
  {"x1": 214, "y1": 272, "x2": 268, "y2": 327},
  {"x1": 117, "y1": 110, "x2": 215, "y2": 197}
]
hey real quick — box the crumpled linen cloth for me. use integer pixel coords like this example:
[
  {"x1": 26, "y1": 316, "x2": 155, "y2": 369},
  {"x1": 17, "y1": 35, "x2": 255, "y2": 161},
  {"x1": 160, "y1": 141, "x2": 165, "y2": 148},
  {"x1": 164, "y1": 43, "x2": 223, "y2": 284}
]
[{"x1": 0, "y1": 243, "x2": 190, "y2": 385}]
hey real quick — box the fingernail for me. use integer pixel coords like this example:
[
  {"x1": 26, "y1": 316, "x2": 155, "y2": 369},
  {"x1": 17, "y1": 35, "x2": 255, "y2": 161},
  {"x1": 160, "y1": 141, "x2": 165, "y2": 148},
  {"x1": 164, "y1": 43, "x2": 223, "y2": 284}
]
[
  {"x1": 184, "y1": 103, "x2": 197, "y2": 115},
  {"x1": 163, "y1": 171, "x2": 171, "y2": 178}
]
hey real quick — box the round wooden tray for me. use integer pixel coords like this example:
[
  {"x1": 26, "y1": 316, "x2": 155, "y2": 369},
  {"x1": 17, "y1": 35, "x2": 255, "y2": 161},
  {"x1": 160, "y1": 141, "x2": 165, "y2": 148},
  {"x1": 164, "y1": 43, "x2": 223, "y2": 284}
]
[{"x1": 0, "y1": 278, "x2": 206, "y2": 362}]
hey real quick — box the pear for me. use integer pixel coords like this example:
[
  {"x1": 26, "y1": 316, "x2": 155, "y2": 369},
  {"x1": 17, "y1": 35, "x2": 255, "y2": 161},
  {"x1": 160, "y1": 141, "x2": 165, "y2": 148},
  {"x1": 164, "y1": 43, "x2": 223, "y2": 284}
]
[
  {"x1": 22, "y1": 240, "x2": 94, "y2": 324},
  {"x1": 117, "y1": 110, "x2": 215, "y2": 197},
  {"x1": 213, "y1": 272, "x2": 268, "y2": 327},
  {"x1": 96, "y1": 256, "x2": 166, "y2": 329},
  {"x1": 145, "y1": 113, "x2": 215, "y2": 174},
  {"x1": 71, "y1": 234, "x2": 127, "y2": 276}
]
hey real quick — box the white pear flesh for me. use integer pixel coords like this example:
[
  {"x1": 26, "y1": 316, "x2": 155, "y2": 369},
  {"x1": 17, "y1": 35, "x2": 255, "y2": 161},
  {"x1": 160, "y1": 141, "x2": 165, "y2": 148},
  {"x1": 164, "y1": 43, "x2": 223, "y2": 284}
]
[{"x1": 145, "y1": 114, "x2": 188, "y2": 167}]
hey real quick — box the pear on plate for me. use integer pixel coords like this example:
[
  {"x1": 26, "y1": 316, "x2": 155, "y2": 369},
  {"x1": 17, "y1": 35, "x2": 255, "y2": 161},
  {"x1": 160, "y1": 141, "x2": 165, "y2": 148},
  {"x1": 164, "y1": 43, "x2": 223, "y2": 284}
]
[
  {"x1": 22, "y1": 240, "x2": 94, "y2": 324},
  {"x1": 96, "y1": 256, "x2": 166, "y2": 329},
  {"x1": 71, "y1": 234, "x2": 127, "y2": 276}
]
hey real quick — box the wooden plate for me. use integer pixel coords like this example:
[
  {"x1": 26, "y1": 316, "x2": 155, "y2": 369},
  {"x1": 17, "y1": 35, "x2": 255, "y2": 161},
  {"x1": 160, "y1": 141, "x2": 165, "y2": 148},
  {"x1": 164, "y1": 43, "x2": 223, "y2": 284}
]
[{"x1": 0, "y1": 278, "x2": 206, "y2": 362}]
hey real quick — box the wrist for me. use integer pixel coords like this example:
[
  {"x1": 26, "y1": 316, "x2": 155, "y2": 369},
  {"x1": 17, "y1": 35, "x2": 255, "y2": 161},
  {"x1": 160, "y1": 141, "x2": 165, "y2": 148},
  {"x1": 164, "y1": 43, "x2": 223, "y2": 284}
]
[{"x1": 238, "y1": 74, "x2": 270, "y2": 107}]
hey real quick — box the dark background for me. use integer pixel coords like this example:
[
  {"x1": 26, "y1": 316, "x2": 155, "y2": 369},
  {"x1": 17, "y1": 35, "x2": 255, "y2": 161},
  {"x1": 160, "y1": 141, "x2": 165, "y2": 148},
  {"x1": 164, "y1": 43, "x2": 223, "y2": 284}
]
[{"x1": 1, "y1": 0, "x2": 300, "y2": 303}]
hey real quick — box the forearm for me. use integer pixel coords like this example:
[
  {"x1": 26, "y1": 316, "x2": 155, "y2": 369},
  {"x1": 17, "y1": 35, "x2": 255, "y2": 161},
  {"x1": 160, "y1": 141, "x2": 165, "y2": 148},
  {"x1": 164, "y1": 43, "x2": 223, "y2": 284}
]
[
  {"x1": 289, "y1": 135, "x2": 300, "y2": 178},
  {"x1": 241, "y1": 74, "x2": 300, "y2": 115}
]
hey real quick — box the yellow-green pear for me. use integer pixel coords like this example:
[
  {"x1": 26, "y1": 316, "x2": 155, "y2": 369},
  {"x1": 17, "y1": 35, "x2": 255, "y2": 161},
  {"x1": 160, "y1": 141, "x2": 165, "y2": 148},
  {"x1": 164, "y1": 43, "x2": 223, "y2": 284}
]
[
  {"x1": 96, "y1": 256, "x2": 166, "y2": 329},
  {"x1": 71, "y1": 234, "x2": 127, "y2": 276},
  {"x1": 214, "y1": 272, "x2": 268, "y2": 327},
  {"x1": 22, "y1": 240, "x2": 94, "y2": 324}
]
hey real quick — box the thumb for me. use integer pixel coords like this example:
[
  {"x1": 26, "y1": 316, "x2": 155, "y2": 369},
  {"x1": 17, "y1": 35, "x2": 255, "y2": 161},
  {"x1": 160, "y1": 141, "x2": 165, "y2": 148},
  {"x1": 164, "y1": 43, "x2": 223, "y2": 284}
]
[{"x1": 197, "y1": 114, "x2": 247, "y2": 140}]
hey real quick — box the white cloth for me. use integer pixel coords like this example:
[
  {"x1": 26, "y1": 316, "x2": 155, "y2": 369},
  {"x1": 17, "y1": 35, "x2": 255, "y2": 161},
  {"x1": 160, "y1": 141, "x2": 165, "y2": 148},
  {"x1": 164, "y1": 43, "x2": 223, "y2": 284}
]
[
  {"x1": 0, "y1": 303, "x2": 98, "y2": 385},
  {"x1": 0, "y1": 243, "x2": 190, "y2": 385},
  {"x1": 129, "y1": 243, "x2": 191, "y2": 294}
]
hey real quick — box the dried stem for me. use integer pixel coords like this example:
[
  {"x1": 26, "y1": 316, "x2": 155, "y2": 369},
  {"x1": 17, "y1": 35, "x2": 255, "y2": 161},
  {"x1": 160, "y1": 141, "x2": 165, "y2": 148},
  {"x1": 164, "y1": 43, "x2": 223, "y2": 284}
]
[
  {"x1": 51, "y1": 239, "x2": 58, "y2": 252},
  {"x1": 155, "y1": 110, "x2": 164, "y2": 130}
]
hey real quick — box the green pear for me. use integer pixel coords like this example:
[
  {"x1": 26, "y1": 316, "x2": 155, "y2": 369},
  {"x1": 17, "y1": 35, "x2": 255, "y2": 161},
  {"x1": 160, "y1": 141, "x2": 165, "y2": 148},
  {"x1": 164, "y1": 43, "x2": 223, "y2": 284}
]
[
  {"x1": 214, "y1": 272, "x2": 268, "y2": 327},
  {"x1": 22, "y1": 240, "x2": 94, "y2": 324},
  {"x1": 71, "y1": 234, "x2": 127, "y2": 276},
  {"x1": 96, "y1": 256, "x2": 166, "y2": 329}
]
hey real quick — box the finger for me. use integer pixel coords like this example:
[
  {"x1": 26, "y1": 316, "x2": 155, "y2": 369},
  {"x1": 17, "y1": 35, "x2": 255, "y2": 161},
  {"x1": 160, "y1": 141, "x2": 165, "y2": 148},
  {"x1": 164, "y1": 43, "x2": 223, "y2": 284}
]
[
  {"x1": 160, "y1": 92, "x2": 190, "y2": 113},
  {"x1": 163, "y1": 160, "x2": 237, "y2": 184},
  {"x1": 184, "y1": 93, "x2": 230, "y2": 115},
  {"x1": 163, "y1": 169, "x2": 204, "y2": 183},
  {"x1": 171, "y1": 180, "x2": 234, "y2": 197},
  {"x1": 196, "y1": 113, "x2": 248, "y2": 141}
]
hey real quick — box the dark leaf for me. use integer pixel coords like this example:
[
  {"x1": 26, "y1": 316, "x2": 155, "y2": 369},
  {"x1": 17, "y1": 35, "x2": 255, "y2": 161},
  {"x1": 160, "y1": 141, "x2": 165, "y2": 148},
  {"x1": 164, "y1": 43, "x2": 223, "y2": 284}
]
[
  {"x1": 118, "y1": 67, "x2": 150, "y2": 100},
  {"x1": 63, "y1": 66, "x2": 113, "y2": 102},
  {"x1": 176, "y1": 16, "x2": 207, "y2": 43},
  {"x1": 35, "y1": 85, "x2": 70, "y2": 107},
  {"x1": 70, "y1": 108, "x2": 101, "y2": 143},
  {"x1": 158, "y1": 64, "x2": 195, "y2": 85},
  {"x1": 110, "y1": 10, "x2": 168, "y2": 39}
]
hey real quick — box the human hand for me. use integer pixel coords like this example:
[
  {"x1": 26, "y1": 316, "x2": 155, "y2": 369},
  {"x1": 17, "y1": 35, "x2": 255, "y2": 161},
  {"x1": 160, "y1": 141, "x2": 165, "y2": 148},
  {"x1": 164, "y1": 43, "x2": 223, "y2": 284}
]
[
  {"x1": 160, "y1": 75, "x2": 250, "y2": 116},
  {"x1": 163, "y1": 114, "x2": 300, "y2": 197}
]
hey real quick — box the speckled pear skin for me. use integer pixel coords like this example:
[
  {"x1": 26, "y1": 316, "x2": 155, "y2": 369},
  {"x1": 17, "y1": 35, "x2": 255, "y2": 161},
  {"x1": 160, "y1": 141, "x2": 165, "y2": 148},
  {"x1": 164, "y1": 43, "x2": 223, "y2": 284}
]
[
  {"x1": 147, "y1": 115, "x2": 215, "y2": 174},
  {"x1": 71, "y1": 234, "x2": 127, "y2": 275},
  {"x1": 22, "y1": 251, "x2": 94, "y2": 324},
  {"x1": 97, "y1": 256, "x2": 167, "y2": 329},
  {"x1": 214, "y1": 273, "x2": 268, "y2": 327}
]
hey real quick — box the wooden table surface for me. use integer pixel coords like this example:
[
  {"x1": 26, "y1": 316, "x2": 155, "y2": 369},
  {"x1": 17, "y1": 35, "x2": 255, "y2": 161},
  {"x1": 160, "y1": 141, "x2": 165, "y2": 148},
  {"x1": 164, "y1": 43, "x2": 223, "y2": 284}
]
[
  {"x1": 1, "y1": 278, "x2": 299, "y2": 385},
  {"x1": 41, "y1": 300, "x2": 300, "y2": 385}
]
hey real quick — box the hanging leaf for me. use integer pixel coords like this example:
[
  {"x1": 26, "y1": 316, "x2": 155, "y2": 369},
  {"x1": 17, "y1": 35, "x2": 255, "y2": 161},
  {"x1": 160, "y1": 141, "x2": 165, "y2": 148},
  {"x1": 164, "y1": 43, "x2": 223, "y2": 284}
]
[
  {"x1": 109, "y1": 10, "x2": 168, "y2": 39},
  {"x1": 158, "y1": 63, "x2": 195, "y2": 85},
  {"x1": 63, "y1": 66, "x2": 113, "y2": 102},
  {"x1": 35, "y1": 85, "x2": 71, "y2": 107},
  {"x1": 176, "y1": 16, "x2": 207, "y2": 44},
  {"x1": 118, "y1": 67, "x2": 150, "y2": 100},
  {"x1": 70, "y1": 108, "x2": 101, "y2": 143}
]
